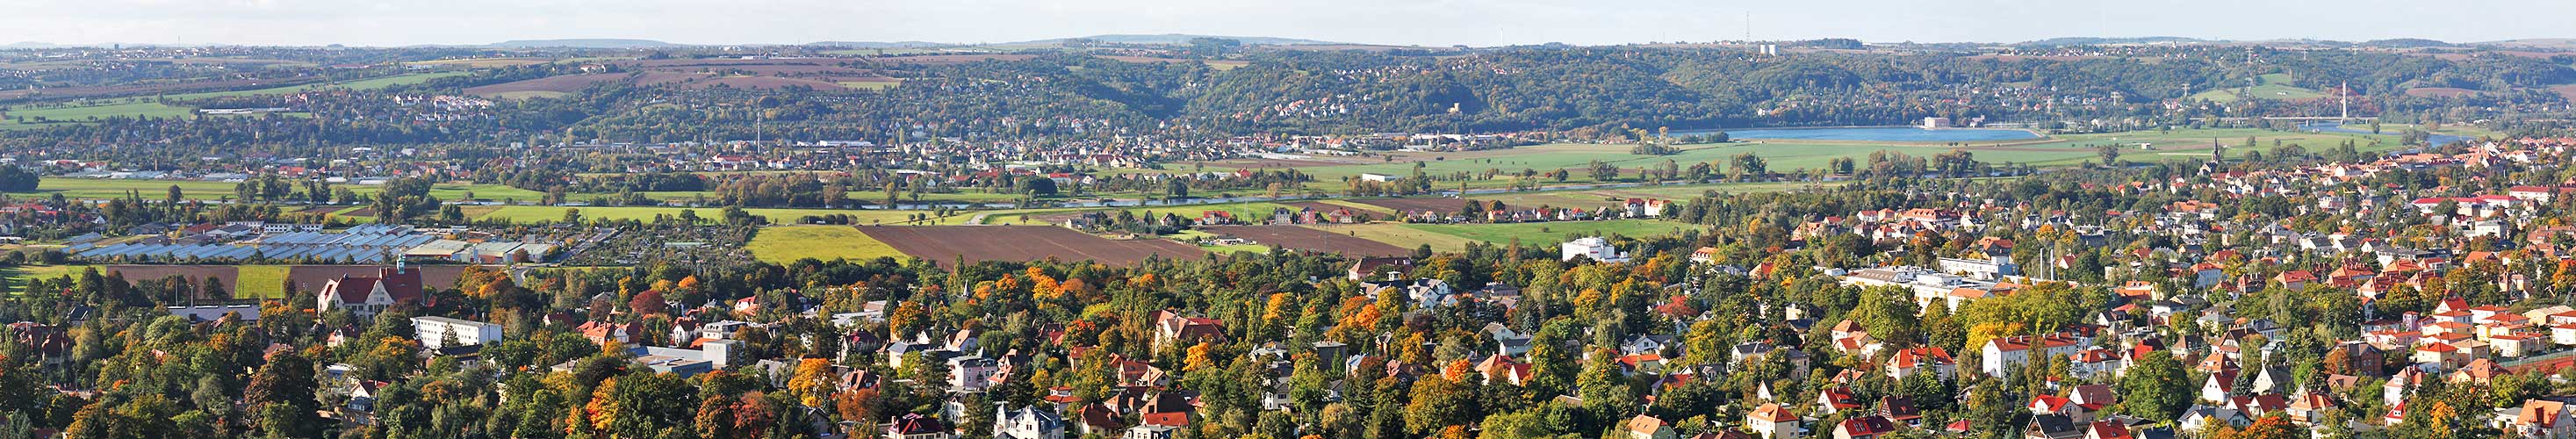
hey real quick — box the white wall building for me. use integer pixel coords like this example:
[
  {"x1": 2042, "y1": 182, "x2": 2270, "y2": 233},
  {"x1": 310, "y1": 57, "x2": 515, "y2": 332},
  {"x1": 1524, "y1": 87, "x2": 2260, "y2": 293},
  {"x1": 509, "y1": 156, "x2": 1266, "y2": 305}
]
[
  {"x1": 1561, "y1": 237, "x2": 1629, "y2": 263},
  {"x1": 411, "y1": 316, "x2": 503, "y2": 349}
]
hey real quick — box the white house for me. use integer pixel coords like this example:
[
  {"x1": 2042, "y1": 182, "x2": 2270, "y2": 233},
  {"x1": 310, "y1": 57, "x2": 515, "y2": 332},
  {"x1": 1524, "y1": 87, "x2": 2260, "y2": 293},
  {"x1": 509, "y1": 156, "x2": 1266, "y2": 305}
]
[
  {"x1": 1980, "y1": 335, "x2": 2081, "y2": 378},
  {"x1": 994, "y1": 404, "x2": 1066, "y2": 439},
  {"x1": 410, "y1": 316, "x2": 502, "y2": 349},
  {"x1": 1562, "y1": 237, "x2": 1629, "y2": 263}
]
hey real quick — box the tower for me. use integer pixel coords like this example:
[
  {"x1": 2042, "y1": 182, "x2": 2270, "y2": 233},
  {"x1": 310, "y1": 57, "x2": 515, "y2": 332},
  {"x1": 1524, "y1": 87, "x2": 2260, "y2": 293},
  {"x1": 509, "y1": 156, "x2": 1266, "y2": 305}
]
[{"x1": 2340, "y1": 81, "x2": 2351, "y2": 121}]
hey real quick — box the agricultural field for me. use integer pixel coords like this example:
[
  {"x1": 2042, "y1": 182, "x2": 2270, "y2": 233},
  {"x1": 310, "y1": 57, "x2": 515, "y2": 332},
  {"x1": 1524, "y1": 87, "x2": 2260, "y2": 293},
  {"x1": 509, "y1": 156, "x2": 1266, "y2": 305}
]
[
  {"x1": 9, "y1": 177, "x2": 240, "y2": 199},
  {"x1": 1198, "y1": 225, "x2": 1411, "y2": 256},
  {"x1": 1197, "y1": 126, "x2": 2439, "y2": 190},
  {"x1": 1402, "y1": 220, "x2": 1702, "y2": 247},
  {"x1": 1168, "y1": 229, "x2": 1273, "y2": 255},
  {"x1": 2189, "y1": 74, "x2": 2326, "y2": 103},
  {"x1": 403, "y1": 58, "x2": 553, "y2": 68},
  {"x1": 857, "y1": 226, "x2": 1202, "y2": 265},
  {"x1": 0, "y1": 100, "x2": 195, "y2": 128},
  {"x1": 13, "y1": 178, "x2": 551, "y2": 203},
  {"x1": 161, "y1": 71, "x2": 472, "y2": 100},
  {"x1": 1, "y1": 264, "x2": 81, "y2": 294},
  {"x1": 1, "y1": 72, "x2": 467, "y2": 129},
  {"x1": 1302, "y1": 224, "x2": 1484, "y2": 253},
  {"x1": 745, "y1": 226, "x2": 907, "y2": 263},
  {"x1": 233, "y1": 265, "x2": 292, "y2": 299},
  {"x1": 474, "y1": 205, "x2": 959, "y2": 225}
]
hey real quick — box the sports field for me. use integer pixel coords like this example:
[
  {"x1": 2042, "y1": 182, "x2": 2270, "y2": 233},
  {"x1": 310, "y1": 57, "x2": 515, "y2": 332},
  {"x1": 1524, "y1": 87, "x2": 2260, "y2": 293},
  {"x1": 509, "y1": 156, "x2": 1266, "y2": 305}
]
[{"x1": 745, "y1": 226, "x2": 908, "y2": 263}]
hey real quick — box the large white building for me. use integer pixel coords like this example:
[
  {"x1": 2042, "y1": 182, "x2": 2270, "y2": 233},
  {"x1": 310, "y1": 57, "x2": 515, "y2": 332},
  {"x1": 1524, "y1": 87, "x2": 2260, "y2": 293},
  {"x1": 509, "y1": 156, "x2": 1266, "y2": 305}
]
[
  {"x1": 411, "y1": 316, "x2": 503, "y2": 349},
  {"x1": 1561, "y1": 237, "x2": 1629, "y2": 263}
]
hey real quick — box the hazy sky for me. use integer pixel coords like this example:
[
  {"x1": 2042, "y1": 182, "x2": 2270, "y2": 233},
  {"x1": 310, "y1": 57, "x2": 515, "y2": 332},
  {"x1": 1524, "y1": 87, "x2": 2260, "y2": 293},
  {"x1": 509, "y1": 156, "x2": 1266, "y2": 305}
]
[{"x1": 1, "y1": 0, "x2": 2568, "y2": 47}]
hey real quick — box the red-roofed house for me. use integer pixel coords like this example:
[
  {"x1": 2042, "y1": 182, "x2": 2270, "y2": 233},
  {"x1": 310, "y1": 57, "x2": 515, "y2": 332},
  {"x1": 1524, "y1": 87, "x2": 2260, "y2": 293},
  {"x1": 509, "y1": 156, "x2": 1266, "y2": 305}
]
[{"x1": 316, "y1": 266, "x2": 427, "y2": 317}]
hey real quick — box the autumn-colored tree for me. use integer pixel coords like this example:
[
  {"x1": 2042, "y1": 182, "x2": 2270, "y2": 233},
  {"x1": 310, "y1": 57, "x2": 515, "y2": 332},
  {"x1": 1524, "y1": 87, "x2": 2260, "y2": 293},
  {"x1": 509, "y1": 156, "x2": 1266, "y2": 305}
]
[
  {"x1": 1184, "y1": 342, "x2": 1217, "y2": 371},
  {"x1": 786, "y1": 358, "x2": 835, "y2": 407},
  {"x1": 834, "y1": 387, "x2": 882, "y2": 426}
]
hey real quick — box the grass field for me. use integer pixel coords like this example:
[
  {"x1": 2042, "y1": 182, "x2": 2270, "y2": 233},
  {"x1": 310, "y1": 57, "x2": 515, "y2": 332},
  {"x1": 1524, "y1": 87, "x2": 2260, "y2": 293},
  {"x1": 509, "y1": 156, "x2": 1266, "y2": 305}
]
[
  {"x1": 405, "y1": 58, "x2": 552, "y2": 68},
  {"x1": 2191, "y1": 73, "x2": 2326, "y2": 103},
  {"x1": 161, "y1": 71, "x2": 471, "y2": 100},
  {"x1": 0, "y1": 101, "x2": 196, "y2": 128},
  {"x1": 746, "y1": 226, "x2": 908, "y2": 263},
  {"x1": 0, "y1": 264, "x2": 80, "y2": 294},
  {"x1": 234, "y1": 265, "x2": 291, "y2": 299},
  {"x1": 11, "y1": 177, "x2": 243, "y2": 199},
  {"x1": 1, "y1": 72, "x2": 470, "y2": 129},
  {"x1": 12, "y1": 177, "x2": 554, "y2": 203},
  {"x1": 1402, "y1": 220, "x2": 1702, "y2": 246}
]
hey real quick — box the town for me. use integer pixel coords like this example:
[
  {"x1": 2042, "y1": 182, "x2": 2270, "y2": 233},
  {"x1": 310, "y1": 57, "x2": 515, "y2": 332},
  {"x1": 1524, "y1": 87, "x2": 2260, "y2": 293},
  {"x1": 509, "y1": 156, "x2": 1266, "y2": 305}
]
[{"x1": 5, "y1": 11, "x2": 2576, "y2": 439}]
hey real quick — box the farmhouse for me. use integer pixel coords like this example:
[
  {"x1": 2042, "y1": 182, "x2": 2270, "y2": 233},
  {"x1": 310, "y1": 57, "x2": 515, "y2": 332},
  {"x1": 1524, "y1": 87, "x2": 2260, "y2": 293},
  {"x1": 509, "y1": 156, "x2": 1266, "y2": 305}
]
[{"x1": 316, "y1": 265, "x2": 428, "y2": 317}]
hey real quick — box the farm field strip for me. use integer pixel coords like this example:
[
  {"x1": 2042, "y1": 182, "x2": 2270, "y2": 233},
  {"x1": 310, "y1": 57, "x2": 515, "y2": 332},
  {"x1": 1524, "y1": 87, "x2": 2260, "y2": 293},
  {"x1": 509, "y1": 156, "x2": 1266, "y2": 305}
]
[
  {"x1": 1198, "y1": 226, "x2": 1411, "y2": 256},
  {"x1": 746, "y1": 226, "x2": 909, "y2": 263},
  {"x1": 857, "y1": 226, "x2": 1200, "y2": 265}
]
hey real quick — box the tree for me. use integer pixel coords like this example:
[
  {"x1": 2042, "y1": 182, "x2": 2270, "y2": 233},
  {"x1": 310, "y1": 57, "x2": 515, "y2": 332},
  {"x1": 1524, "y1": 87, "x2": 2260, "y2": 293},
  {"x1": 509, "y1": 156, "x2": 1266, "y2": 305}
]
[
  {"x1": 1401, "y1": 373, "x2": 1478, "y2": 435},
  {"x1": 2119, "y1": 352, "x2": 2192, "y2": 421},
  {"x1": 785, "y1": 358, "x2": 835, "y2": 407},
  {"x1": 2097, "y1": 143, "x2": 2122, "y2": 165},
  {"x1": 1729, "y1": 153, "x2": 1767, "y2": 181},
  {"x1": 1022, "y1": 176, "x2": 1059, "y2": 196}
]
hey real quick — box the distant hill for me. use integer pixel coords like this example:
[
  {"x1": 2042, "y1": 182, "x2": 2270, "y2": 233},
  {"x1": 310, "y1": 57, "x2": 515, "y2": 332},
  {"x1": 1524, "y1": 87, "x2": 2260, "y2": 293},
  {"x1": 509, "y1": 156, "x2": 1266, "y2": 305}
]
[
  {"x1": 810, "y1": 40, "x2": 953, "y2": 49},
  {"x1": 486, "y1": 39, "x2": 689, "y2": 49},
  {"x1": 2013, "y1": 36, "x2": 2211, "y2": 47},
  {"x1": 2363, "y1": 38, "x2": 2457, "y2": 48},
  {"x1": 2479, "y1": 39, "x2": 2576, "y2": 49},
  {"x1": 3, "y1": 41, "x2": 59, "y2": 49},
  {"x1": 1024, "y1": 34, "x2": 1342, "y2": 46}
]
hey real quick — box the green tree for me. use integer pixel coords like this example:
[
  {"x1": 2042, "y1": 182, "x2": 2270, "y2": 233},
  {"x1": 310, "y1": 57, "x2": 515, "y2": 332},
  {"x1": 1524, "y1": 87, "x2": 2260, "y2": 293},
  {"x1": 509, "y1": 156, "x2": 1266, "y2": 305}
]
[{"x1": 2119, "y1": 351, "x2": 2192, "y2": 421}]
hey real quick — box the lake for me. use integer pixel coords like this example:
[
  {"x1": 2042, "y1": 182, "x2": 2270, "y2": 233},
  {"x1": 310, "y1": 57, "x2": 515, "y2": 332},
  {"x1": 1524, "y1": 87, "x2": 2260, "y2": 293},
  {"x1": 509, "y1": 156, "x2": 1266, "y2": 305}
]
[{"x1": 1703, "y1": 126, "x2": 2043, "y2": 142}]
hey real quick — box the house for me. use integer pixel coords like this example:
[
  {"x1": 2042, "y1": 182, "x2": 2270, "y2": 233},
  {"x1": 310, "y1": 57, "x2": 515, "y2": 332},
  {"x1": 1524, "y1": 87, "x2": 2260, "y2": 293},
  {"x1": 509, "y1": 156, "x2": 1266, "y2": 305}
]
[
  {"x1": 2511, "y1": 399, "x2": 2576, "y2": 438},
  {"x1": 1879, "y1": 396, "x2": 1923, "y2": 428},
  {"x1": 886, "y1": 414, "x2": 951, "y2": 439},
  {"x1": 2030, "y1": 395, "x2": 2090, "y2": 423},
  {"x1": 409, "y1": 316, "x2": 501, "y2": 349},
  {"x1": 1886, "y1": 347, "x2": 1955, "y2": 380},
  {"x1": 1562, "y1": 237, "x2": 1629, "y2": 263},
  {"x1": 2199, "y1": 370, "x2": 2239, "y2": 403},
  {"x1": 1831, "y1": 416, "x2": 1899, "y2": 439},
  {"x1": 2026, "y1": 414, "x2": 2083, "y2": 439},
  {"x1": 950, "y1": 356, "x2": 1000, "y2": 391},
  {"x1": 1151, "y1": 311, "x2": 1226, "y2": 350},
  {"x1": 1124, "y1": 426, "x2": 1177, "y2": 439},
  {"x1": 2177, "y1": 406, "x2": 2249, "y2": 431},
  {"x1": 1982, "y1": 335, "x2": 2082, "y2": 378},
  {"x1": 316, "y1": 265, "x2": 427, "y2": 317},
  {"x1": 1347, "y1": 257, "x2": 1414, "y2": 281},
  {"x1": 578, "y1": 320, "x2": 640, "y2": 344},
  {"x1": 1745, "y1": 403, "x2": 1802, "y2": 439},
  {"x1": 994, "y1": 404, "x2": 1066, "y2": 439},
  {"x1": 1816, "y1": 387, "x2": 1862, "y2": 415},
  {"x1": 2283, "y1": 392, "x2": 2335, "y2": 425},
  {"x1": 1626, "y1": 415, "x2": 1678, "y2": 439}
]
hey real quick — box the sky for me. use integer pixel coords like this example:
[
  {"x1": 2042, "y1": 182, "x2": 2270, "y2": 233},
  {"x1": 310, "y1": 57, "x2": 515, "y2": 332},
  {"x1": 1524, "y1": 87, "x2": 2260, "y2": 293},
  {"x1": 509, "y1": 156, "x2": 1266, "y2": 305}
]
[{"x1": 0, "y1": 0, "x2": 2569, "y2": 47}]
